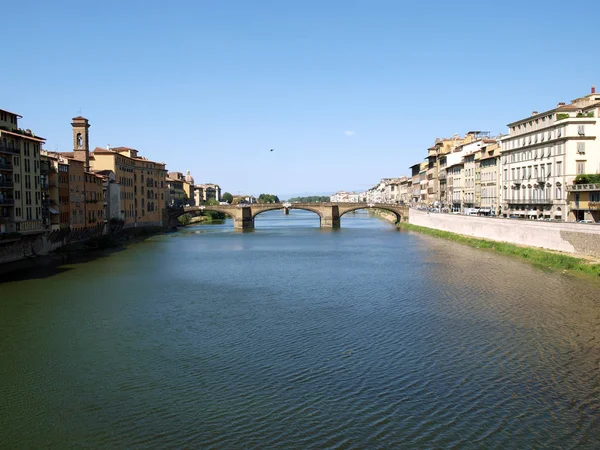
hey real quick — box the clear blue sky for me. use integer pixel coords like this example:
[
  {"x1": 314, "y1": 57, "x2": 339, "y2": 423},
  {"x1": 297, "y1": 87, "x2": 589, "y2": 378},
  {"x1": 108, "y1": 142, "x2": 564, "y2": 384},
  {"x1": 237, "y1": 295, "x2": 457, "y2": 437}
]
[{"x1": 2, "y1": 0, "x2": 598, "y2": 198}]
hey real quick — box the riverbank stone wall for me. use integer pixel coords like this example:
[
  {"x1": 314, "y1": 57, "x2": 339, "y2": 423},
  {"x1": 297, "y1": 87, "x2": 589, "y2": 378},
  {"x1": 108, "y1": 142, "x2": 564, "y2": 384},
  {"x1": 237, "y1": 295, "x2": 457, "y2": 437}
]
[{"x1": 408, "y1": 209, "x2": 600, "y2": 258}]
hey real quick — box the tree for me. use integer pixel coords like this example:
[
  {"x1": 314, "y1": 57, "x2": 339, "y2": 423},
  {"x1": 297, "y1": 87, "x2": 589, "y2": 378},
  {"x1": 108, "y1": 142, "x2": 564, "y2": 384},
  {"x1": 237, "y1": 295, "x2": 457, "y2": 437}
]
[
  {"x1": 289, "y1": 196, "x2": 330, "y2": 203},
  {"x1": 257, "y1": 193, "x2": 280, "y2": 203},
  {"x1": 222, "y1": 192, "x2": 233, "y2": 204}
]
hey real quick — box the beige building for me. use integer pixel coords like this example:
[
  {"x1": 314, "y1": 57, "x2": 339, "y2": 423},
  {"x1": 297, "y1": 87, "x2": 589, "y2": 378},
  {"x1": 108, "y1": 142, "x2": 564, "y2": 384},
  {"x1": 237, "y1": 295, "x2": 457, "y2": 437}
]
[
  {"x1": 479, "y1": 142, "x2": 501, "y2": 215},
  {"x1": 166, "y1": 175, "x2": 186, "y2": 207},
  {"x1": 168, "y1": 171, "x2": 195, "y2": 205},
  {"x1": 0, "y1": 108, "x2": 45, "y2": 236},
  {"x1": 196, "y1": 183, "x2": 221, "y2": 203},
  {"x1": 500, "y1": 87, "x2": 600, "y2": 220},
  {"x1": 427, "y1": 133, "x2": 477, "y2": 209}
]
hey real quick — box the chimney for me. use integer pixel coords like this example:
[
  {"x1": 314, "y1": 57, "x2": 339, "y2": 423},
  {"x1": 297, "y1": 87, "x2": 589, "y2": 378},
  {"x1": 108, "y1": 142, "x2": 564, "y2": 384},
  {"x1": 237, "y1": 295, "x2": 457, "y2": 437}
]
[
  {"x1": 532, "y1": 111, "x2": 538, "y2": 116},
  {"x1": 592, "y1": 85, "x2": 596, "y2": 94},
  {"x1": 557, "y1": 102, "x2": 566, "y2": 107},
  {"x1": 106, "y1": 144, "x2": 111, "y2": 150}
]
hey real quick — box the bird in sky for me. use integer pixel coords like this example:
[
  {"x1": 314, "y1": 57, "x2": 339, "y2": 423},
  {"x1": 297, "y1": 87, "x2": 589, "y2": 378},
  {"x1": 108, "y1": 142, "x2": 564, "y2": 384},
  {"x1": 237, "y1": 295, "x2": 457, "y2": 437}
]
[{"x1": 270, "y1": 149, "x2": 274, "y2": 152}]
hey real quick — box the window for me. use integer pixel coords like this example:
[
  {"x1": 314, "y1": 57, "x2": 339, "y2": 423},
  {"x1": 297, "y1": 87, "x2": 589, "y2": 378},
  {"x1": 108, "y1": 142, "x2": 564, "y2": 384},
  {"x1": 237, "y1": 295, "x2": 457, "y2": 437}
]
[
  {"x1": 576, "y1": 161, "x2": 585, "y2": 175},
  {"x1": 556, "y1": 161, "x2": 562, "y2": 176},
  {"x1": 556, "y1": 186, "x2": 562, "y2": 200},
  {"x1": 577, "y1": 142, "x2": 585, "y2": 154},
  {"x1": 578, "y1": 125, "x2": 585, "y2": 136}
]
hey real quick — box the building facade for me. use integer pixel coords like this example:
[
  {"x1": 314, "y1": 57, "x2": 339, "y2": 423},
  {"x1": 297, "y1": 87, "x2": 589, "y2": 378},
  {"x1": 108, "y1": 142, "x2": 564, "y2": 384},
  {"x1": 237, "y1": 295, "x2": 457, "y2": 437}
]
[
  {"x1": 501, "y1": 87, "x2": 600, "y2": 220},
  {"x1": 0, "y1": 108, "x2": 45, "y2": 236}
]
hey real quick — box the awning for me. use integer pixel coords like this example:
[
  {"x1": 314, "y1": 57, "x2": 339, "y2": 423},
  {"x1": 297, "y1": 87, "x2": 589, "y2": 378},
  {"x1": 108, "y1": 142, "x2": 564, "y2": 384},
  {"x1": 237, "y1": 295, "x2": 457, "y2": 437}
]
[{"x1": 48, "y1": 207, "x2": 59, "y2": 214}]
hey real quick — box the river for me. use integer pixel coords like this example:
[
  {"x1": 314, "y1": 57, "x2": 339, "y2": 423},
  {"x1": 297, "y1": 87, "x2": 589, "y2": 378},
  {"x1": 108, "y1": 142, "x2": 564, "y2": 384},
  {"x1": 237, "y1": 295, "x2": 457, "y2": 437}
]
[{"x1": 1, "y1": 210, "x2": 599, "y2": 448}]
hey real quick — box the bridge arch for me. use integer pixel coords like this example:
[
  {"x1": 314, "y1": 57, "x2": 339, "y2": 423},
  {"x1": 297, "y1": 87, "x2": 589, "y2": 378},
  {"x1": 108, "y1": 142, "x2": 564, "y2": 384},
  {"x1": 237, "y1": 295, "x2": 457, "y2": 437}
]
[
  {"x1": 288, "y1": 205, "x2": 325, "y2": 219},
  {"x1": 251, "y1": 205, "x2": 285, "y2": 219},
  {"x1": 176, "y1": 206, "x2": 235, "y2": 220},
  {"x1": 338, "y1": 205, "x2": 404, "y2": 224}
]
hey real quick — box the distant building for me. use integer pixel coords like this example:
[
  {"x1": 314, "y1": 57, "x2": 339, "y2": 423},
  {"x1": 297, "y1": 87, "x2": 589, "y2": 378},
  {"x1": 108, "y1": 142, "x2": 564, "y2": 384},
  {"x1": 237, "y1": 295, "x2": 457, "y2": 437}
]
[
  {"x1": 196, "y1": 183, "x2": 221, "y2": 203},
  {"x1": 330, "y1": 191, "x2": 359, "y2": 202},
  {"x1": 166, "y1": 175, "x2": 186, "y2": 207}
]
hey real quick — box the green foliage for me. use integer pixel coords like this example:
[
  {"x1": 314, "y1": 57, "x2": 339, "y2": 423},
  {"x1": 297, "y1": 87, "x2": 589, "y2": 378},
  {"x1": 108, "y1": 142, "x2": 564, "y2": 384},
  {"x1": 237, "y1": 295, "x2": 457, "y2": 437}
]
[
  {"x1": 289, "y1": 196, "x2": 330, "y2": 203},
  {"x1": 178, "y1": 213, "x2": 192, "y2": 225},
  {"x1": 206, "y1": 199, "x2": 220, "y2": 206},
  {"x1": 398, "y1": 223, "x2": 600, "y2": 278},
  {"x1": 205, "y1": 211, "x2": 226, "y2": 220},
  {"x1": 222, "y1": 192, "x2": 233, "y2": 204},
  {"x1": 576, "y1": 112, "x2": 594, "y2": 118},
  {"x1": 258, "y1": 193, "x2": 280, "y2": 203},
  {"x1": 556, "y1": 113, "x2": 570, "y2": 120},
  {"x1": 574, "y1": 174, "x2": 600, "y2": 185}
]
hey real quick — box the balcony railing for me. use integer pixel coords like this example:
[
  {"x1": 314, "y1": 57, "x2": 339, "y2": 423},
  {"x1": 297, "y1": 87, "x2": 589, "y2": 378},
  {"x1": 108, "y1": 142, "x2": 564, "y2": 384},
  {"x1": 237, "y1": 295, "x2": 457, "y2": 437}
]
[
  {"x1": 0, "y1": 161, "x2": 13, "y2": 171},
  {"x1": 567, "y1": 183, "x2": 600, "y2": 192},
  {"x1": 0, "y1": 144, "x2": 20, "y2": 154},
  {"x1": 0, "y1": 180, "x2": 14, "y2": 188},
  {"x1": 507, "y1": 199, "x2": 553, "y2": 205},
  {"x1": 570, "y1": 202, "x2": 600, "y2": 210}
]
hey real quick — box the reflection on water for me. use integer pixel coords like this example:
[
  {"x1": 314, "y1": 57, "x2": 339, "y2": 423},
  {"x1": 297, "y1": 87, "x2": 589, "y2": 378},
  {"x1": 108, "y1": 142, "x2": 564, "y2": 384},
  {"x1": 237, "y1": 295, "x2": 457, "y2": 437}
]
[{"x1": 1, "y1": 210, "x2": 599, "y2": 449}]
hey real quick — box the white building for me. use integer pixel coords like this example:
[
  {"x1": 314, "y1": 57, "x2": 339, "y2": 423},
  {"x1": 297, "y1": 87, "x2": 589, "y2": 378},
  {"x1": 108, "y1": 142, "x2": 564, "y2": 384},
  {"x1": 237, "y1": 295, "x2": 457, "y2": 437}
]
[
  {"x1": 500, "y1": 87, "x2": 600, "y2": 220},
  {"x1": 330, "y1": 191, "x2": 360, "y2": 202}
]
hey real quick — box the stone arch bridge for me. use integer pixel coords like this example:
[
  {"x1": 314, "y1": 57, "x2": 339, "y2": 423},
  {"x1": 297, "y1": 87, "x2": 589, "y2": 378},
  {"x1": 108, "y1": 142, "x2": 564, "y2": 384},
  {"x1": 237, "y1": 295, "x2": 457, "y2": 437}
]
[{"x1": 168, "y1": 202, "x2": 408, "y2": 229}]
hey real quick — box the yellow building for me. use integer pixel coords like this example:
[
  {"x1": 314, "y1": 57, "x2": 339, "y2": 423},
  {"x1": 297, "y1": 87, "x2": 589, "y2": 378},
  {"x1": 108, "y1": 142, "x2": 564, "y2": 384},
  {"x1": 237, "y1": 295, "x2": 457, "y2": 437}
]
[
  {"x1": 0, "y1": 107, "x2": 45, "y2": 235},
  {"x1": 91, "y1": 146, "x2": 167, "y2": 227},
  {"x1": 567, "y1": 183, "x2": 600, "y2": 222},
  {"x1": 166, "y1": 175, "x2": 186, "y2": 207},
  {"x1": 66, "y1": 116, "x2": 166, "y2": 228}
]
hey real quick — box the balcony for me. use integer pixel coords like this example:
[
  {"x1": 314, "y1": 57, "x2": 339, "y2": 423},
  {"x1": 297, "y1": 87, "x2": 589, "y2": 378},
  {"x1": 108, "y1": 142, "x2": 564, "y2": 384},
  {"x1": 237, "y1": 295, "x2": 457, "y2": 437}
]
[
  {"x1": 556, "y1": 112, "x2": 595, "y2": 121},
  {"x1": 570, "y1": 201, "x2": 600, "y2": 210},
  {"x1": 0, "y1": 144, "x2": 20, "y2": 155},
  {"x1": 0, "y1": 160, "x2": 13, "y2": 171},
  {"x1": 0, "y1": 179, "x2": 14, "y2": 189},
  {"x1": 567, "y1": 183, "x2": 600, "y2": 192},
  {"x1": 438, "y1": 170, "x2": 447, "y2": 180},
  {"x1": 507, "y1": 199, "x2": 553, "y2": 205},
  {"x1": 0, "y1": 198, "x2": 15, "y2": 206}
]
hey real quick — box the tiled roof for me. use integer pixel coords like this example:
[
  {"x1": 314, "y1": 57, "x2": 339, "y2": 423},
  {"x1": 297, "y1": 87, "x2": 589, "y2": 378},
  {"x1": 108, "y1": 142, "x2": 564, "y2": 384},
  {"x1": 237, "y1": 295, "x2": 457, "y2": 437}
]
[{"x1": 0, "y1": 129, "x2": 45, "y2": 141}]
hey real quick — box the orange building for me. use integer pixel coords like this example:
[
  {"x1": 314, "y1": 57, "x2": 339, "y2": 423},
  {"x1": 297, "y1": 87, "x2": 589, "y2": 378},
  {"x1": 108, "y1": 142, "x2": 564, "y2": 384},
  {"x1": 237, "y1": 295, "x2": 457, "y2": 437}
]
[
  {"x1": 85, "y1": 171, "x2": 105, "y2": 227},
  {"x1": 66, "y1": 157, "x2": 86, "y2": 229},
  {"x1": 57, "y1": 159, "x2": 70, "y2": 228}
]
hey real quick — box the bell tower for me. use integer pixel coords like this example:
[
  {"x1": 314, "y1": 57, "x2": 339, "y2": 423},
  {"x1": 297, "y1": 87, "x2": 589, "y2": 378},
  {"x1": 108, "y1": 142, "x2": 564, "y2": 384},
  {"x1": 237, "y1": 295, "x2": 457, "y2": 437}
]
[{"x1": 72, "y1": 116, "x2": 90, "y2": 171}]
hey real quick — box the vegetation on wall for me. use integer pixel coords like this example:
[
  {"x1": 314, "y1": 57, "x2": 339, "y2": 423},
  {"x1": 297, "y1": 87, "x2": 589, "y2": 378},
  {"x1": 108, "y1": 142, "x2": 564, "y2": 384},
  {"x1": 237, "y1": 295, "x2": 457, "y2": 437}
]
[{"x1": 574, "y1": 174, "x2": 600, "y2": 184}]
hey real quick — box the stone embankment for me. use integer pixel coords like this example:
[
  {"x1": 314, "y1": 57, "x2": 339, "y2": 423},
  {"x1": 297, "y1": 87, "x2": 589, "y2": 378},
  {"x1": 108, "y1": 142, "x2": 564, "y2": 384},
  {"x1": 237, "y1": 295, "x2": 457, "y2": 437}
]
[{"x1": 408, "y1": 209, "x2": 600, "y2": 258}]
